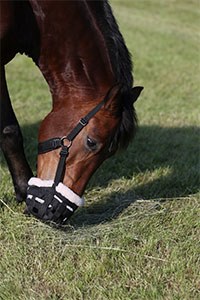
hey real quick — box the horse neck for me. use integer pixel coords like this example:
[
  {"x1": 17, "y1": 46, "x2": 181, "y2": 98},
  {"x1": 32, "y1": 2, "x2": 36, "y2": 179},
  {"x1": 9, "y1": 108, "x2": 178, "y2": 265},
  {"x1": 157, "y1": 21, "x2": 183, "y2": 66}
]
[{"x1": 30, "y1": 1, "x2": 115, "y2": 106}]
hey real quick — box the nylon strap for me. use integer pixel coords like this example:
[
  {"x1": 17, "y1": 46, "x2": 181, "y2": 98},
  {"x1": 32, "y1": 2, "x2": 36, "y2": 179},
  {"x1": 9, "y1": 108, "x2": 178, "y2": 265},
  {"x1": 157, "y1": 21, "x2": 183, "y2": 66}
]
[
  {"x1": 66, "y1": 99, "x2": 105, "y2": 142},
  {"x1": 38, "y1": 137, "x2": 62, "y2": 154},
  {"x1": 54, "y1": 146, "x2": 69, "y2": 186}
]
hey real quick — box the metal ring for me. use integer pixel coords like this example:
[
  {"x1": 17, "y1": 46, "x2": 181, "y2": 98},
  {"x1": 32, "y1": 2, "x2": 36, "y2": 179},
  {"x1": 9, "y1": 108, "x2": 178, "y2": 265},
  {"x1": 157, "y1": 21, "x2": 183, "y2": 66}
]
[{"x1": 60, "y1": 136, "x2": 72, "y2": 148}]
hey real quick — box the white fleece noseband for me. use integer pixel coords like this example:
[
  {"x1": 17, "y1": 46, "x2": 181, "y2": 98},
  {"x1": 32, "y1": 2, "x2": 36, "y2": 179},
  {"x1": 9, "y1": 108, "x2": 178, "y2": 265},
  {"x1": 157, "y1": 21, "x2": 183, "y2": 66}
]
[{"x1": 28, "y1": 178, "x2": 84, "y2": 207}]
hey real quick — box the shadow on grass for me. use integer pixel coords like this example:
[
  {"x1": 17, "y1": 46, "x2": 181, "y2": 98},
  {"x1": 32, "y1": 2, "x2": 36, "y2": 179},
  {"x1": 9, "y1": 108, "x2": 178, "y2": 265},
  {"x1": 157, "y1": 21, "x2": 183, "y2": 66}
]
[
  {"x1": 72, "y1": 125, "x2": 200, "y2": 226},
  {"x1": 88, "y1": 125, "x2": 199, "y2": 194},
  {"x1": 1, "y1": 123, "x2": 199, "y2": 226}
]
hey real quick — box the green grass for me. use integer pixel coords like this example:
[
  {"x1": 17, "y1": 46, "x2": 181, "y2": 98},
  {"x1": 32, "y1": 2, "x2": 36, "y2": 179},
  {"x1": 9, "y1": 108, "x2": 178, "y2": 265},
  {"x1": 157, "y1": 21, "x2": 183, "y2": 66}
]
[{"x1": 0, "y1": 1, "x2": 200, "y2": 299}]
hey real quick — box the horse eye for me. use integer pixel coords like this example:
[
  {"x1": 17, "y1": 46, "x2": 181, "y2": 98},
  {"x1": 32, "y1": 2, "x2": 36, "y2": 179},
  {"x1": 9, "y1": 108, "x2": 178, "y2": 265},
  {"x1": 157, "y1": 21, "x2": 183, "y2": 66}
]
[{"x1": 86, "y1": 137, "x2": 97, "y2": 150}]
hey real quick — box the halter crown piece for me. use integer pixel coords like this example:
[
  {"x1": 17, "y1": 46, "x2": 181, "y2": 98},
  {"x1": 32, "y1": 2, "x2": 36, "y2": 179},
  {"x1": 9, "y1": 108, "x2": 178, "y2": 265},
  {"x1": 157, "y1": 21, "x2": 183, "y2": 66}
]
[{"x1": 26, "y1": 85, "x2": 117, "y2": 224}]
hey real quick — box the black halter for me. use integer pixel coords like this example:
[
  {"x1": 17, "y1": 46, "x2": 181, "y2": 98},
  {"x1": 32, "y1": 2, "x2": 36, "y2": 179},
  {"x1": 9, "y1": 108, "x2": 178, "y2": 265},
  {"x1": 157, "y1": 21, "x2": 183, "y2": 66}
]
[{"x1": 38, "y1": 85, "x2": 116, "y2": 186}]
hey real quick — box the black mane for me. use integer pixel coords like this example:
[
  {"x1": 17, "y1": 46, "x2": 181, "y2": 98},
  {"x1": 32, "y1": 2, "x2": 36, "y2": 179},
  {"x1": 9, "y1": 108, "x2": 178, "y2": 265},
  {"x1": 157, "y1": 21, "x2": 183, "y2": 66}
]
[
  {"x1": 15, "y1": 0, "x2": 137, "y2": 150},
  {"x1": 88, "y1": 1, "x2": 137, "y2": 150}
]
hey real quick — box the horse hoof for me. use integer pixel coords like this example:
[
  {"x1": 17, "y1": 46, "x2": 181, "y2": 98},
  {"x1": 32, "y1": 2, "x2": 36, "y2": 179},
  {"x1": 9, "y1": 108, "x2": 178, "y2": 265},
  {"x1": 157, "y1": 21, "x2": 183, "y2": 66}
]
[
  {"x1": 16, "y1": 193, "x2": 25, "y2": 203},
  {"x1": 24, "y1": 206, "x2": 31, "y2": 216},
  {"x1": 15, "y1": 186, "x2": 27, "y2": 203},
  {"x1": 14, "y1": 179, "x2": 30, "y2": 203}
]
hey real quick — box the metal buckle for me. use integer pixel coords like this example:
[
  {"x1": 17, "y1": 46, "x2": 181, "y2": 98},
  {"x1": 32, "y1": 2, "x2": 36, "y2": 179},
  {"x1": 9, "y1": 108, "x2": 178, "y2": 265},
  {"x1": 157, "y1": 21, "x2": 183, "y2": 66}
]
[{"x1": 79, "y1": 118, "x2": 88, "y2": 126}]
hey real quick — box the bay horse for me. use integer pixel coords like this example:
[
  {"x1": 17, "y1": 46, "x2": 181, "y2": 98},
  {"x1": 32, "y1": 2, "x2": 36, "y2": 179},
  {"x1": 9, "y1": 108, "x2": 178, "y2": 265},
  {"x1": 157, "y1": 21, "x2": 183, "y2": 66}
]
[{"x1": 0, "y1": 0, "x2": 143, "y2": 224}]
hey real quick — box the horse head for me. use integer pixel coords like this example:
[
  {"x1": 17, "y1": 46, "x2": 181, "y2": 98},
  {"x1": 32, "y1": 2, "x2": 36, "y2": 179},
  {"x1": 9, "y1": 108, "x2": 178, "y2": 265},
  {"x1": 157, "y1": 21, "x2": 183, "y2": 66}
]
[
  {"x1": 25, "y1": 1, "x2": 143, "y2": 224},
  {"x1": 26, "y1": 84, "x2": 143, "y2": 223}
]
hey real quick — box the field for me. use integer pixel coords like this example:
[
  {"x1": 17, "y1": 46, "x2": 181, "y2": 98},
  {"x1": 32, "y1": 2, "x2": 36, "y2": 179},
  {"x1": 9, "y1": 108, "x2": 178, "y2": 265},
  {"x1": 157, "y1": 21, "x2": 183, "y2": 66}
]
[{"x1": 0, "y1": 0, "x2": 199, "y2": 299}]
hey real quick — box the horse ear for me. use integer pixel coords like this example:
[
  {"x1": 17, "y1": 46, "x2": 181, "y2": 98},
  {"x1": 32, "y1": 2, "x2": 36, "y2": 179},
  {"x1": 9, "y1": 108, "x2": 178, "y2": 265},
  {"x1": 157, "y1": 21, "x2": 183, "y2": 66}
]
[
  {"x1": 104, "y1": 84, "x2": 122, "y2": 112},
  {"x1": 132, "y1": 86, "x2": 144, "y2": 103}
]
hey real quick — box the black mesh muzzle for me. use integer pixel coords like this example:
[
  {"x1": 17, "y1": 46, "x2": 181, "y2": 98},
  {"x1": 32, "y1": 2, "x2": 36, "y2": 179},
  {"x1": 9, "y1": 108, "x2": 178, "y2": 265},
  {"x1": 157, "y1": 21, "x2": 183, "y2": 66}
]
[{"x1": 26, "y1": 179, "x2": 84, "y2": 224}]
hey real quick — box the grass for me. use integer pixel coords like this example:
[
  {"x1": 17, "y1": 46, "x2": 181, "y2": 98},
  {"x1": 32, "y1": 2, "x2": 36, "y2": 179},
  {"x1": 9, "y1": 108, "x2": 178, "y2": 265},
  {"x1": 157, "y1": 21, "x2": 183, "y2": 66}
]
[{"x1": 0, "y1": 0, "x2": 200, "y2": 299}]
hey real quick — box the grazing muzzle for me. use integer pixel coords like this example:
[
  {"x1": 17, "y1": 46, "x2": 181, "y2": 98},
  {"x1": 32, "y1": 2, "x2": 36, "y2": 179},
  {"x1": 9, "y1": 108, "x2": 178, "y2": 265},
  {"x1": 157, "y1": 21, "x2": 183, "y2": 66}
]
[
  {"x1": 26, "y1": 178, "x2": 84, "y2": 224},
  {"x1": 25, "y1": 85, "x2": 118, "y2": 224}
]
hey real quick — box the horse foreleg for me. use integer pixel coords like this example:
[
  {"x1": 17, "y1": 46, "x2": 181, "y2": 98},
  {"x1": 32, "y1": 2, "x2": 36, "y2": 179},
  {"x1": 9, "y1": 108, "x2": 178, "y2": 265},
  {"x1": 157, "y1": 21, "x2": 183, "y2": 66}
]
[{"x1": 0, "y1": 66, "x2": 33, "y2": 202}]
